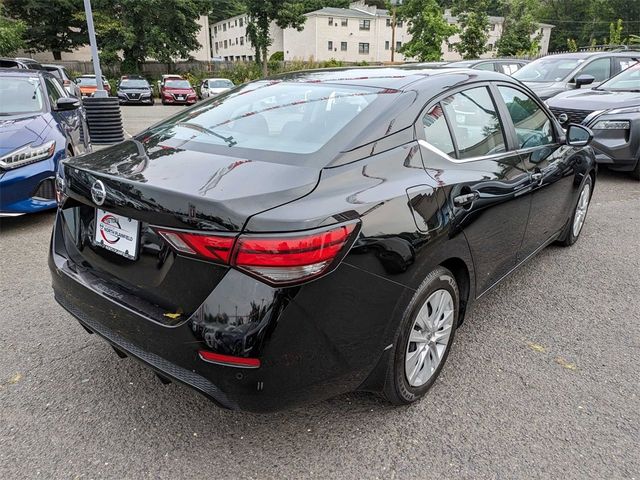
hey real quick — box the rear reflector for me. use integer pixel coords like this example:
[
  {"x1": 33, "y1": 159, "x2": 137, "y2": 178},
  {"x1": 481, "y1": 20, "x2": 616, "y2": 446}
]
[
  {"x1": 198, "y1": 350, "x2": 260, "y2": 368},
  {"x1": 155, "y1": 221, "x2": 358, "y2": 285}
]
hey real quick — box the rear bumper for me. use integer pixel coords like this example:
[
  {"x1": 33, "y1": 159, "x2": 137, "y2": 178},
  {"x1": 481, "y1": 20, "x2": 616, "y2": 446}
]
[{"x1": 49, "y1": 211, "x2": 408, "y2": 412}]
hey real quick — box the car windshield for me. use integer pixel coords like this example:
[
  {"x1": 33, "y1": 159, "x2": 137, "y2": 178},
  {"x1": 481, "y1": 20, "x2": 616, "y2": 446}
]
[
  {"x1": 209, "y1": 80, "x2": 233, "y2": 88},
  {"x1": 166, "y1": 80, "x2": 191, "y2": 89},
  {"x1": 598, "y1": 62, "x2": 640, "y2": 91},
  {"x1": 77, "y1": 77, "x2": 98, "y2": 85},
  {"x1": 154, "y1": 81, "x2": 387, "y2": 155},
  {"x1": 513, "y1": 57, "x2": 584, "y2": 82},
  {"x1": 120, "y1": 79, "x2": 149, "y2": 88},
  {"x1": 0, "y1": 76, "x2": 45, "y2": 115}
]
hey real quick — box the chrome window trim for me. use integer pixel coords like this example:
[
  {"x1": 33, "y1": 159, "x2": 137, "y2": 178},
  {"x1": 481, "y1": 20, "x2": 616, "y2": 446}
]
[{"x1": 418, "y1": 139, "x2": 513, "y2": 164}]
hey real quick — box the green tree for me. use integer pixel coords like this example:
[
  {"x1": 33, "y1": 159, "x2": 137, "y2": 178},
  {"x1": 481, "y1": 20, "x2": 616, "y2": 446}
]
[
  {"x1": 0, "y1": 10, "x2": 25, "y2": 56},
  {"x1": 497, "y1": 0, "x2": 540, "y2": 57},
  {"x1": 244, "y1": 0, "x2": 307, "y2": 76},
  {"x1": 4, "y1": 0, "x2": 87, "y2": 60},
  {"x1": 566, "y1": 38, "x2": 578, "y2": 52},
  {"x1": 608, "y1": 19, "x2": 623, "y2": 46},
  {"x1": 90, "y1": 0, "x2": 211, "y2": 72},
  {"x1": 398, "y1": 0, "x2": 457, "y2": 61},
  {"x1": 210, "y1": 0, "x2": 244, "y2": 24},
  {"x1": 452, "y1": 0, "x2": 490, "y2": 59}
]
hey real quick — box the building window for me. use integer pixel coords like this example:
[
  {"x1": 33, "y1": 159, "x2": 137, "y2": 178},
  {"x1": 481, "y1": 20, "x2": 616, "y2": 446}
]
[
  {"x1": 328, "y1": 17, "x2": 333, "y2": 26},
  {"x1": 386, "y1": 18, "x2": 391, "y2": 27},
  {"x1": 487, "y1": 43, "x2": 494, "y2": 50},
  {"x1": 223, "y1": 23, "x2": 226, "y2": 32},
  {"x1": 239, "y1": 18, "x2": 243, "y2": 27},
  {"x1": 224, "y1": 40, "x2": 228, "y2": 48},
  {"x1": 214, "y1": 26, "x2": 217, "y2": 35},
  {"x1": 397, "y1": 20, "x2": 403, "y2": 27},
  {"x1": 328, "y1": 40, "x2": 333, "y2": 51},
  {"x1": 341, "y1": 41, "x2": 347, "y2": 51},
  {"x1": 396, "y1": 41, "x2": 402, "y2": 51},
  {"x1": 240, "y1": 37, "x2": 244, "y2": 46},
  {"x1": 448, "y1": 44, "x2": 454, "y2": 52},
  {"x1": 235, "y1": 19, "x2": 237, "y2": 26},
  {"x1": 359, "y1": 42, "x2": 369, "y2": 54},
  {"x1": 359, "y1": 20, "x2": 370, "y2": 31},
  {"x1": 341, "y1": 18, "x2": 348, "y2": 26},
  {"x1": 215, "y1": 42, "x2": 218, "y2": 52},
  {"x1": 385, "y1": 40, "x2": 389, "y2": 50}
]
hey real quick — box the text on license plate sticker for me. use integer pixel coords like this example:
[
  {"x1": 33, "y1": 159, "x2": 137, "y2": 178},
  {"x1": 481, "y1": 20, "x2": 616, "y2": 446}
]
[{"x1": 95, "y1": 209, "x2": 139, "y2": 260}]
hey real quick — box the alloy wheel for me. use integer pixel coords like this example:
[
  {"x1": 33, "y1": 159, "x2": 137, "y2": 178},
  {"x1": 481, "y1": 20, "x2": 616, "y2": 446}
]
[
  {"x1": 405, "y1": 289, "x2": 454, "y2": 387},
  {"x1": 572, "y1": 183, "x2": 591, "y2": 238}
]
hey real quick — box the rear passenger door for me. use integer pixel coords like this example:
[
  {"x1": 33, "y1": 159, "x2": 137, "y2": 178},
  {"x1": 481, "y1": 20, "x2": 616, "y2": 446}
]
[
  {"x1": 418, "y1": 84, "x2": 532, "y2": 295},
  {"x1": 495, "y1": 84, "x2": 576, "y2": 258}
]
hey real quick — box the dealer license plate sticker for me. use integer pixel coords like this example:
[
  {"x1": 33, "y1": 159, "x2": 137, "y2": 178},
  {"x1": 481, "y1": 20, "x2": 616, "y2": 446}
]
[{"x1": 94, "y1": 209, "x2": 140, "y2": 260}]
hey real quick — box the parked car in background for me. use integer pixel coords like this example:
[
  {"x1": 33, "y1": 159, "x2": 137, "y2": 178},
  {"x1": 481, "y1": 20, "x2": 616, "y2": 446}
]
[
  {"x1": 160, "y1": 77, "x2": 197, "y2": 105},
  {"x1": 547, "y1": 62, "x2": 640, "y2": 179},
  {"x1": 76, "y1": 74, "x2": 111, "y2": 97},
  {"x1": 0, "y1": 68, "x2": 90, "y2": 216},
  {"x1": 42, "y1": 64, "x2": 81, "y2": 98},
  {"x1": 50, "y1": 67, "x2": 596, "y2": 412},
  {"x1": 199, "y1": 78, "x2": 234, "y2": 99},
  {"x1": 0, "y1": 57, "x2": 45, "y2": 70},
  {"x1": 117, "y1": 75, "x2": 154, "y2": 105},
  {"x1": 443, "y1": 58, "x2": 529, "y2": 75},
  {"x1": 513, "y1": 51, "x2": 640, "y2": 100}
]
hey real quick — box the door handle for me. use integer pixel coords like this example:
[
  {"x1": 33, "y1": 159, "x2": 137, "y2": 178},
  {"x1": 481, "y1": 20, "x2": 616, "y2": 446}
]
[{"x1": 453, "y1": 191, "x2": 479, "y2": 207}]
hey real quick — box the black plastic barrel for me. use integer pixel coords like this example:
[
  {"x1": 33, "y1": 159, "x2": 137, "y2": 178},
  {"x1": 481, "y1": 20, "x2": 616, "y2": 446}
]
[{"x1": 83, "y1": 96, "x2": 124, "y2": 144}]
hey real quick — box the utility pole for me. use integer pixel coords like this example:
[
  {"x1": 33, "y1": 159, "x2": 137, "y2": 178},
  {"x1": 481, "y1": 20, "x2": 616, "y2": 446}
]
[
  {"x1": 83, "y1": 0, "x2": 106, "y2": 97},
  {"x1": 391, "y1": 7, "x2": 396, "y2": 63}
]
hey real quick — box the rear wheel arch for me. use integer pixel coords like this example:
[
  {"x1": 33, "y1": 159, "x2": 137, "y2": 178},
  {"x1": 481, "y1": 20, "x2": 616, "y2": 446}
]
[{"x1": 440, "y1": 257, "x2": 471, "y2": 325}]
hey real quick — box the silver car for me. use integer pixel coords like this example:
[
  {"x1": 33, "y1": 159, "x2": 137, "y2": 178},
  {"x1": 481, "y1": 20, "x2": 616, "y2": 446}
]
[{"x1": 199, "y1": 78, "x2": 234, "y2": 99}]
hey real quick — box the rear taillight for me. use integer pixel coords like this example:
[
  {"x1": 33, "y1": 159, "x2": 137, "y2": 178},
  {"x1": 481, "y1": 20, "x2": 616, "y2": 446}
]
[
  {"x1": 154, "y1": 222, "x2": 358, "y2": 286},
  {"x1": 156, "y1": 230, "x2": 235, "y2": 263}
]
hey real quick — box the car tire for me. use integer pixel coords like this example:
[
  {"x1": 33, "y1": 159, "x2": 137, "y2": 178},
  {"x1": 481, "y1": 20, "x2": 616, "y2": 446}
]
[
  {"x1": 383, "y1": 266, "x2": 459, "y2": 405},
  {"x1": 557, "y1": 175, "x2": 593, "y2": 247},
  {"x1": 631, "y1": 157, "x2": 640, "y2": 181}
]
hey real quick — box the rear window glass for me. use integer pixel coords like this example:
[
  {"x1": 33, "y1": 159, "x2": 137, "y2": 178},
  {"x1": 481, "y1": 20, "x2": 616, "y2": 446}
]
[
  {"x1": 165, "y1": 80, "x2": 191, "y2": 89},
  {"x1": 77, "y1": 77, "x2": 97, "y2": 85},
  {"x1": 156, "y1": 81, "x2": 388, "y2": 155},
  {"x1": 209, "y1": 79, "x2": 234, "y2": 88}
]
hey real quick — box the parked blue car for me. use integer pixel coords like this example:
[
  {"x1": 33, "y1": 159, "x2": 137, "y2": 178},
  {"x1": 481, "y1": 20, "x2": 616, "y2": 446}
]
[{"x1": 0, "y1": 68, "x2": 90, "y2": 216}]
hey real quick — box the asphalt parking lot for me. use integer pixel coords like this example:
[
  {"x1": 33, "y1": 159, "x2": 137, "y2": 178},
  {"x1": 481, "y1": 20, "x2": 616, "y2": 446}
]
[{"x1": 1, "y1": 103, "x2": 639, "y2": 479}]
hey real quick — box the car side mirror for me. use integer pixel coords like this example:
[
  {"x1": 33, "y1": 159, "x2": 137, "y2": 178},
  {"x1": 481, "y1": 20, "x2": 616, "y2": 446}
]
[
  {"x1": 566, "y1": 124, "x2": 593, "y2": 147},
  {"x1": 56, "y1": 97, "x2": 80, "y2": 111},
  {"x1": 574, "y1": 74, "x2": 595, "y2": 88}
]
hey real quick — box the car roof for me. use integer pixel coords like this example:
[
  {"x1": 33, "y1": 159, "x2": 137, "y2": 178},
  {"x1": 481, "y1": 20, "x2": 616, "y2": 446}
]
[
  {"x1": 0, "y1": 67, "x2": 46, "y2": 77},
  {"x1": 446, "y1": 58, "x2": 527, "y2": 66},
  {"x1": 540, "y1": 51, "x2": 640, "y2": 60},
  {"x1": 269, "y1": 66, "x2": 508, "y2": 90}
]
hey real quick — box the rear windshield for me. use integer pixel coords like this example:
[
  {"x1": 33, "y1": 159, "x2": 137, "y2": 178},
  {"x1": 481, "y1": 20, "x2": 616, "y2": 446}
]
[
  {"x1": 513, "y1": 57, "x2": 584, "y2": 82},
  {"x1": 154, "y1": 81, "x2": 386, "y2": 155},
  {"x1": 0, "y1": 76, "x2": 45, "y2": 115}
]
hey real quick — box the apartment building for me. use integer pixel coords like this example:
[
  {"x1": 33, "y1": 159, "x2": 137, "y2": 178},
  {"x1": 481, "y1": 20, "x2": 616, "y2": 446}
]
[
  {"x1": 210, "y1": 14, "x2": 283, "y2": 61},
  {"x1": 283, "y1": 3, "x2": 412, "y2": 63},
  {"x1": 213, "y1": 2, "x2": 553, "y2": 64}
]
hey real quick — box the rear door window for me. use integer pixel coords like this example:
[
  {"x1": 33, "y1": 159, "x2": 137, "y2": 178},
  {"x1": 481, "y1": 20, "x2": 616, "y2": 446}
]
[
  {"x1": 498, "y1": 86, "x2": 555, "y2": 149},
  {"x1": 440, "y1": 86, "x2": 507, "y2": 159},
  {"x1": 422, "y1": 104, "x2": 455, "y2": 156}
]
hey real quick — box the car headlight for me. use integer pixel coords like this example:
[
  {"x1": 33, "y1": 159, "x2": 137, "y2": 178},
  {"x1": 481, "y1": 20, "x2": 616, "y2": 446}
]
[
  {"x1": 0, "y1": 140, "x2": 56, "y2": 169},
  {"x1": 592, "y1": 120, "x2": 631, "y2": 130},
  {"x1": 606, "y1": 106, "x2": 640, "y2": 115}
]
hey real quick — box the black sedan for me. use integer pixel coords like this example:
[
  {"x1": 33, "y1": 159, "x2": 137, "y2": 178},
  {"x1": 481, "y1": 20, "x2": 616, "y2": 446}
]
[
  {"x1": 50, "y1": 67, "x2": 596, "y2": 412},
  {"x1": 547, "y1": 62, "x2": 640, "y2": 180},
  {"x1": 117, "y1": 76, "x2": 154, "y2": 105}
]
